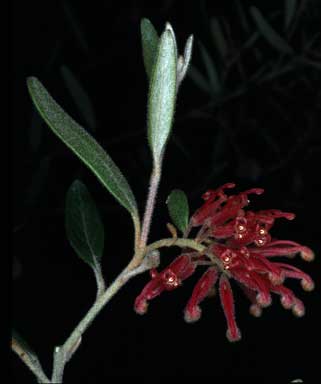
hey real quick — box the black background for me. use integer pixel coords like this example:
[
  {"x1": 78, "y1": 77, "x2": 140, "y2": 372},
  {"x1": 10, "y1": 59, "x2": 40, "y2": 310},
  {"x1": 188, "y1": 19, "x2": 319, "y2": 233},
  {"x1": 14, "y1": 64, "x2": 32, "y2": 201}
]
[{"x1": 11, "y1": 0, "x2": 321, "y2": 382}]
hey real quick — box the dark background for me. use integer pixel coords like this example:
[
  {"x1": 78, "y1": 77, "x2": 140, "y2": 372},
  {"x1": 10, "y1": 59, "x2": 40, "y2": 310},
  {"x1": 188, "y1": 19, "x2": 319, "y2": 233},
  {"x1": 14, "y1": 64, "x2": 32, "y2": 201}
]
[{"x1": 11, "y1": 0, "x2": 321, "y2": 381}]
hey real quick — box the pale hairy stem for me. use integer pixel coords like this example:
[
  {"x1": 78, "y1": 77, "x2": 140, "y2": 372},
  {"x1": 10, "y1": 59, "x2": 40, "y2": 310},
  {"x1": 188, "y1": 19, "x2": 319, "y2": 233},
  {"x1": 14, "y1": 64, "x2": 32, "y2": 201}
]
[
  {"x1": 53, "y1": 240, "x2": 212, "y2": 381},
  {"x1": 11, "y1": 338, "x2": 50, "y2": 383},
  {"x1": 13, "y1": 235, "x2": 225, "y2": 383},
  {"x1": 51, "y1": 251, "x2": 159, "y2": 383},
  {"x1": 132, "y1": 215, "x2": 141, "y2": 255},
  {"x1": 146, "y1": 237, "x2": 206, "y2": 254},
  {"x1": 93, "y1": 261, "x2": 106, "y2": 299},
  {"x1": 146, "y1": 237, "x2": 227, "y2": 273},
  {"x1": 138, "y1": 163, "x2": 162, "y2": 252}
]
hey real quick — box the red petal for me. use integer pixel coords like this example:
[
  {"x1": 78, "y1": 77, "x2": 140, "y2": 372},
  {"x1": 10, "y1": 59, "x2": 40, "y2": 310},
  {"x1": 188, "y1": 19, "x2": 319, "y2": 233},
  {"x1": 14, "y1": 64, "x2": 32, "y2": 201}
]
[
  {"x1": 134, "y1": 276, "x2": 165, "y2": 314},
  {"x1": 238, "y1": 284, "x2": 263, "y2": 317},
  {"x1": 272, "y1": 262, "x2": 314, "y2": 291},
  {"x1": 219, "y1": 275, "x2": 241, "y2": 342},
  {"x1": 184, "y1": 267, "x2": 218, "y2": 323}
]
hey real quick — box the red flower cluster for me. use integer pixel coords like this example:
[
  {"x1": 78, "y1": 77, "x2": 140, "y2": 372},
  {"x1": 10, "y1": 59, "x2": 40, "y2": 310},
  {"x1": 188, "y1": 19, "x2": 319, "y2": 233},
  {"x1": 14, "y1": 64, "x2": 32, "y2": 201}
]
[{"x1": 134, "y1": 183, "x2": 315, "y2": 342}]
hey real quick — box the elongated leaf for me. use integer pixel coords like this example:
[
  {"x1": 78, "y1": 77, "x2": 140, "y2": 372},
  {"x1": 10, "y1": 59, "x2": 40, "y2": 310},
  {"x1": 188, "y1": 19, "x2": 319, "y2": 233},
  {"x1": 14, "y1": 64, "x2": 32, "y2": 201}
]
[
  {"x1": 177, "y1": 35, "x2": 194, "y2": 88},
  {"x1": 147, "y1": 28, "x2": 177, "y2": 163},
  {"x1": 166, "y1": 189, "x2": 189, "y2": 233},
  {"x1": 188, "y1": 64, "x2": 210, "y2": 93},
  {"x1": 250, "y1": 6, "x2": 293, "y2": 54},
  {"x1": 235, "y1": 0, "x2": 250, "y2": 32},
  {"x1": 199, "y1": 42, "x2": 221, "y2": 94},
  {"x1": 210, "y1": 18, "x2": 228, "y2": 60},
  {"x1": 62, "y1": 1, "x2": 89, "y2": 54},
  {"x1": 65, "y1": 180, "x2": 104, "y2": 268},
  {"x1": 27, "y1": 77, "x2": 138, "y2": 219},
  {"x1": 61, "y1": 65, "x2": 96, "y2": 131},
  {"x1": 285, "y1": 0, "x2": 297, "y2": 30},
  {"x1": 141, "y1": 18, "x2": 159, "y2": 79}
]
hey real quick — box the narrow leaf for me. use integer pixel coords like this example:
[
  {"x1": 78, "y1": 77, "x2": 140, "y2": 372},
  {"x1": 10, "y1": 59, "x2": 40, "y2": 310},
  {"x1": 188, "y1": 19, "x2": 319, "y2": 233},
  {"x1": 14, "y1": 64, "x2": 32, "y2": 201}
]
[
  {"x1": 188, "y1": 64, "x2": 211, "y2": 93},
  {"x1": 141, "y1": 18, "x2": 159, "y2": 79},
  {"x1": 250, "y1": 6, "x2": 293, "y2": 54},
  {"x1": 177, "y1": 35, "x2": 194, "y2": 88},
  {"x1": 166, "y1": 189, "x2": 189, "y2": 233},
  {"x1": 65, "y1": 180, "x2": 104, "y2": 268},
  {"x1": 285, "y1": 0, "x2": 297, "y2": 30},
  {"x1": 62, "y1": 1, "x2": 89, "y2": 54},
  {"x1": 147, "y1": 28, "x2": 177, "y2": 163},
  {"x1": 235, "y1": 0, "x2": 250, "y2": 32},
  {"x1": 210, "y1": 18, "x2": 228, "y2": 60},
  {"x1": 61, "y1": 65, "x2": 96, "y2": 132},
  {"x1": 199, "y1": 42, "x2": 221, "y2": 94},
  {"x1": 27, "y1": 77, "x2": 139, "y2": 219}
]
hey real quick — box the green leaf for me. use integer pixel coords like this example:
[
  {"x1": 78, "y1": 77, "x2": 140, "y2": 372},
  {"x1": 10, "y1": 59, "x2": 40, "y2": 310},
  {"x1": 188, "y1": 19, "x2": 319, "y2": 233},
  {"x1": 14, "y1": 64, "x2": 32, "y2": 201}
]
[
  {"x1": 235, "y1": 0, "x2": 250, "y2": 33},
  {"x1": 60, "y1": 65, "x2": 96, "y2": 132},
  {"x1": 199, "y1": 41, "x2": 221, "y2": 95},
  {"x1": 65, "y1": 180, "x2": 104, "y2": 268},
  {"x1": 177, "y1": 35, "x2": 194, "y2": 88},
  {"x1": 27, "y1": 77, "x2": 139, "y2": 220},
  {"x1": 188, "y1": 64, "x2": 210, "y2": 93},
  {"x1": 250, "y1": 6, "x2": 293, "y2": 55},
  {"x1": 210, "y1": 18, "x2": 228, "y2": 60},
  {"x1": 285, "y1": 0, "x2": 297, "y2": 30},
  {"x1": 147, "y1": 28, "x2": 177, "y2": 163},
  {"x1": 141, "y1": 18, "x2": 159, "y2": 79},
  {"x1": 166, "y1": 189, "x2": 189, "y2": 233},
  {"x1": 62, "y1": 1, "x2": 89, "y2": 54}
]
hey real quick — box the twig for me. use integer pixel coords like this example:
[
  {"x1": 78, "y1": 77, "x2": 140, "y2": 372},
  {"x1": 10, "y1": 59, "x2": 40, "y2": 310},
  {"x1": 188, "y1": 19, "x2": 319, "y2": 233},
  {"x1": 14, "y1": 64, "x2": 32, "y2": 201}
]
[
  {"x1": 11, "y1": 337, "x2": 50, "y2": 383},
  {"x1": 50, "y1": 251, "x2": 159, "y2": 383}
]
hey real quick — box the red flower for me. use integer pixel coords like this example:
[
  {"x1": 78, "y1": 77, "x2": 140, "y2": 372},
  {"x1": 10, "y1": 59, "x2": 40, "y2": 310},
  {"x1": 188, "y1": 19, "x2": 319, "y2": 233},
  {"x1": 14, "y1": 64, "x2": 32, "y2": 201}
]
[{"x1": 134, "y1": 184, "x2": 315, "y2": 342}]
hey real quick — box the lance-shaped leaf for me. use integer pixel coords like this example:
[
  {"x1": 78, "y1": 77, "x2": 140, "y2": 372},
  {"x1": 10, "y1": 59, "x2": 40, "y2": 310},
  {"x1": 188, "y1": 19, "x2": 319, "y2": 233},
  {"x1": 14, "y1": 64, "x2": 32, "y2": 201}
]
[
  {"x1": 285, "y1": 0, "x2": 297, "y2": 30},
  {"x1": 199, "y1": 42, "x2": 221, "y2": 95},
  {"x1": 177, "y1": 35, "x2": 194, "y2": 89},
  {"x1": 188, "y1": 64, "x2": 211, "y2": 93},
  {"x1": 147, "y1": 27, "x2": 177, "y2": 164},
  {"x1": 61, "y1": 65, "x2": 96, "y2": 132},
  {"x1": 141, "y1": 18, "x2": 159, "y2": 79},
  {"x1": 210, "y1": 18, "x2": 228, "y2": 61},
  {"x1": 166, "y1": 189, "x2": 189, "y2": 233},
  {"x1": 65, "y1": 180, "x2": 104, "y2": 269},
  {"x1": 250, "y1": 6, "x2": 293, "y2": 55},
  {"x1": 62, "y1": 1, "x2": 89, "y2": 54},
  {"x1": 27, "y1": 77, "x2": 139, "y2": 221},
  {"x1": 235, "y1": 0, "x2": 250, "y2": 33}
]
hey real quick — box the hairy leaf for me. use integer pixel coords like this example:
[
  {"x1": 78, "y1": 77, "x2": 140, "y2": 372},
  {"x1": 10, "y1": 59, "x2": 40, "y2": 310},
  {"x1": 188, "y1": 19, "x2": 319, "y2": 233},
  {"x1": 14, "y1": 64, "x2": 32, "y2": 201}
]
[
  {"x1": 27, "y1": 77, "x2": 139, "y2": 220},
  {"x1": 166, "y1": 189, "x2": 189, "y2": 233},
  {"x1": 147, "y1": 28, "x2": 177, "y2": 163},
  {"x1": 65, "y1": 180, "x2": 104, "y2": 268},
  {"x1": 141, "y1": 18, "x2": 159, "y2": 79}
]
